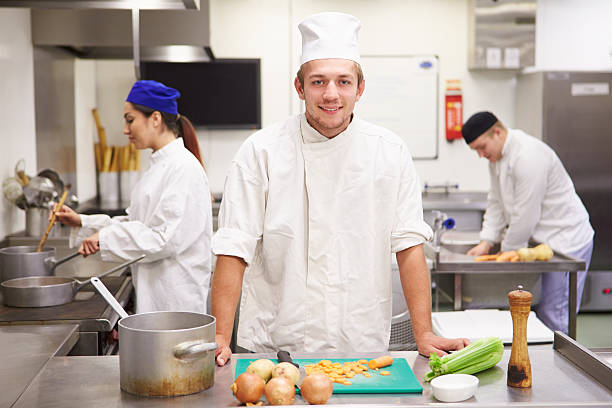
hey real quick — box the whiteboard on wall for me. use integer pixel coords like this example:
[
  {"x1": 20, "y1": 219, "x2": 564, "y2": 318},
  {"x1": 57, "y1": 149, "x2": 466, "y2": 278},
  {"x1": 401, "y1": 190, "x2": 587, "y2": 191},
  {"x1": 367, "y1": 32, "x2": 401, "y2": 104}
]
[{"x1": 354, "y1": 55, "x2": 439, "y2": 159}]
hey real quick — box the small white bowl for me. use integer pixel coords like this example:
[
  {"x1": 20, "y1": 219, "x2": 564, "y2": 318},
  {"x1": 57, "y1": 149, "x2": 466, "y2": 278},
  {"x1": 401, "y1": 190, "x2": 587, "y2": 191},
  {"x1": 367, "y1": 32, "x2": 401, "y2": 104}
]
[{"x1": 431, "y1": 374, "x2": 479, "y2": 402}]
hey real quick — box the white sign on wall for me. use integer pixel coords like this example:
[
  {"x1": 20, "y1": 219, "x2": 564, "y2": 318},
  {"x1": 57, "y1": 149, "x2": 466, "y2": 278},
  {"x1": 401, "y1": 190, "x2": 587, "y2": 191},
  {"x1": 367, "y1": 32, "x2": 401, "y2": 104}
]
[{"x1": 355, "y1": 55, "x2": 439, "y2": 159}]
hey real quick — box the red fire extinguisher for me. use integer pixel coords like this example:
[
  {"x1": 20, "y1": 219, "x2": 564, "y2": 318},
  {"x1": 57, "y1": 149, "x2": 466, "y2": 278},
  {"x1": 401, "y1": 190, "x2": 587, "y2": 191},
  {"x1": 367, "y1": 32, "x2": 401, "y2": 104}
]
[{"x1": 445, "y1": 79, "x2": 463, "y2": 141}]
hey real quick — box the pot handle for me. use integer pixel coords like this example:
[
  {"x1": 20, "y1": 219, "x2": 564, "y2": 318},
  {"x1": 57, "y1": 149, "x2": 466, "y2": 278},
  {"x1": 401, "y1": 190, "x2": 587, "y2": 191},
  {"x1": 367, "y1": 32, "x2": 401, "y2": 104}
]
[
  {"x1": 74, "y1": 255, "x2": 145, "y2": 291},
  {"x1": 91, "y1": 277, "x2": 129, "y2": 319},
  {"x1": 47, "y1": 251, "x2": 80, "y2": 271},
  {"x1": 173, "y1": 340, "x2": 218, "y2": 361}
]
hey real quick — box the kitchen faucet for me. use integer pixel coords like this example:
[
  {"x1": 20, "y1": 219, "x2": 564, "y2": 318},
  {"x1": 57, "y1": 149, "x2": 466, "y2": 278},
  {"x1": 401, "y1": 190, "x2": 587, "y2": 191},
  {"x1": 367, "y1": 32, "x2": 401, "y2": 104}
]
[{"x1": 431, "y1": 210, "x2": 455, "y2": 248}]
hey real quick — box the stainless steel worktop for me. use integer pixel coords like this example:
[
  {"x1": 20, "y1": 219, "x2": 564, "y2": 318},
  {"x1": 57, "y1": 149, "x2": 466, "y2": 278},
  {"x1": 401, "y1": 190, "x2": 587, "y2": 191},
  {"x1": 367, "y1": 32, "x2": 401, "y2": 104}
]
[
  {"x1": 427, "y1": 243, "x2": 586, "y2": 273},
  {"x1": 1, "y1": 324, "x2": 78, "y2": 408},
  {"x1": 12, "y1": 349, "x2": 612, "y2": 407}
]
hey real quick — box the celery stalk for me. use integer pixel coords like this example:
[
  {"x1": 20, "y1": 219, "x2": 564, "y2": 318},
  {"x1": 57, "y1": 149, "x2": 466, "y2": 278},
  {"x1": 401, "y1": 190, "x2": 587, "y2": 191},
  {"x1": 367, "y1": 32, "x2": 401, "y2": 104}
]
[{"x1": 424, "y1": 336, "x2": 504, "y2": 381}]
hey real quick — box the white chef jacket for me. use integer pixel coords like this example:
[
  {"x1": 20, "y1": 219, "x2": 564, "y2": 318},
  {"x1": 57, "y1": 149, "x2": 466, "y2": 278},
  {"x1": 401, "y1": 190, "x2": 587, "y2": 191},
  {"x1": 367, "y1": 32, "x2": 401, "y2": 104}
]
[
  {"x1": 481, "y1": 129, "x2": 593, "y2": 253},
  {"x1": 71, "y1": 138, "x2": 212, "y2": 314},
  {"x1": 212, "y1": 114, "x2": 432, "y2": 353}
]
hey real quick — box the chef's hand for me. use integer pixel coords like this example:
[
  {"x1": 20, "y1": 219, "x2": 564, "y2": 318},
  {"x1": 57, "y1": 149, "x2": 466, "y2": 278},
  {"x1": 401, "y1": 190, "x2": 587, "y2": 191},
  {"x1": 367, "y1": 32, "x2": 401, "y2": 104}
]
[
  {"x1": 79, "y1": 232, "x2": 100, "y2": 257},
  {"x1": 52, "y1": 204, "x2": 82, "y2": 227},
  {"x1": 416, "y1": 331, "x2": 470, "y2": 357},
  {"x1": 467, "y1": 240, "x2": 492, "y2": 256},
  {"x1": 215, "y1": 333, "x2": 232, "y2": 366}
]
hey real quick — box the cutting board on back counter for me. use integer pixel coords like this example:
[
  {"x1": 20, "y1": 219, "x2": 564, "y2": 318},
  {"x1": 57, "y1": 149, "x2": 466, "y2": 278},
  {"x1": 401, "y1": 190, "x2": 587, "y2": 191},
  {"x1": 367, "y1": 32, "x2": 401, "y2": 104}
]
[{"x1": 235, "y1": 357, "x2": 422, "y2": 394}]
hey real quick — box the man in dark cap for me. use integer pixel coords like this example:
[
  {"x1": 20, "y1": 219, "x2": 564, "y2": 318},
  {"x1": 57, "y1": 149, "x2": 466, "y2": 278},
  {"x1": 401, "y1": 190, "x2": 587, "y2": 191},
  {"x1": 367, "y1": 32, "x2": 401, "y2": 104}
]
[{"x1": 462, "y1": 111, "x2": 594, "y2": 334}]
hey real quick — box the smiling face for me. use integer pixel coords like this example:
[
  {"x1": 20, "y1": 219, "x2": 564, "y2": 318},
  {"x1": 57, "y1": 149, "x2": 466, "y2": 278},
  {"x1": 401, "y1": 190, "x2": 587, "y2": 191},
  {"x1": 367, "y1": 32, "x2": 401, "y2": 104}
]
[
  {"x1": 294, "y1": 59, "x2": 365, "y2": 138},
  {"x1": 468, "y1": 126, "x2": 506, "y2": 163}
]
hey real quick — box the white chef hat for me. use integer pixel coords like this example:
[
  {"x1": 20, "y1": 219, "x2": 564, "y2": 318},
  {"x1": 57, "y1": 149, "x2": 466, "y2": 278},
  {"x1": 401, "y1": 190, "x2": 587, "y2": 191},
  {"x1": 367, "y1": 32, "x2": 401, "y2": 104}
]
[{"x1": 298, "y1": 12, "x2": 361, "y2": 66}]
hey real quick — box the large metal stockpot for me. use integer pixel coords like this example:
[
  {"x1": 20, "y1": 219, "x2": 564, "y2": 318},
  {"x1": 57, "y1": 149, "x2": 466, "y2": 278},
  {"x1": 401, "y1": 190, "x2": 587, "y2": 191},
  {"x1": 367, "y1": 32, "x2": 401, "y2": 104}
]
[
  {"x1": 118, "y1": 311, "x2": 217, "y2": 397},
  {"x1": 0, "y1": 246, "x2": 79, "y2": 282}
]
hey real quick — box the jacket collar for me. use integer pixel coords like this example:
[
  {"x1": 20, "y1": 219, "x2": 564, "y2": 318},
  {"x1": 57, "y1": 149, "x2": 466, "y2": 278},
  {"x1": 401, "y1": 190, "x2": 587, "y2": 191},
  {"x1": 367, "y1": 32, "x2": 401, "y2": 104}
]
[
  {"x1": 300, "y1": 114, "x2": 330, "y2": 144},
  {"x1": 299, "y1": 113, "x2": 356, "y2": 154},
  {"x1": 492, "y1": 130, "x2": 512, "y2": 175},
  {"x1": 150, "y1": 137, "x2": 183, "y2": 164}
]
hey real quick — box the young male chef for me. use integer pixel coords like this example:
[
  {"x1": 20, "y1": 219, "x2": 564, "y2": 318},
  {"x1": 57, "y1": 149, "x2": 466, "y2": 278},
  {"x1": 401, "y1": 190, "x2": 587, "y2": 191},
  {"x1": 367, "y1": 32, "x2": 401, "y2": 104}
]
[
  {"x1": 211, "y1": 12, "x2": 468, "y2": 365},
  {"x1": 462, "y1": 111, "x2": 594, "y2": 334}
]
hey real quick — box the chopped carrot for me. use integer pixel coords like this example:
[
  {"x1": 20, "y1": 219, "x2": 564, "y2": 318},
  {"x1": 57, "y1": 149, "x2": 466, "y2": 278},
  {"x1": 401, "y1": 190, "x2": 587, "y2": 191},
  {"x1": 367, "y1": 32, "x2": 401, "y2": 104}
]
[
  {"x1": 474, "y1": 254, "x2": 498, "y2": 262},
  {"x1": 368, "y1": 355, "x2": 393, "y2": 369}
]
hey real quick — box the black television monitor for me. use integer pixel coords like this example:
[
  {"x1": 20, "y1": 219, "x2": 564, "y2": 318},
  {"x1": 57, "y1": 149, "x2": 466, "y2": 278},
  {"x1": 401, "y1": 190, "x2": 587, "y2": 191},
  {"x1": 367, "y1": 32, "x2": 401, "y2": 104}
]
[{"x1": 140, "y1": 59, "x2": 261, "y2": 129}]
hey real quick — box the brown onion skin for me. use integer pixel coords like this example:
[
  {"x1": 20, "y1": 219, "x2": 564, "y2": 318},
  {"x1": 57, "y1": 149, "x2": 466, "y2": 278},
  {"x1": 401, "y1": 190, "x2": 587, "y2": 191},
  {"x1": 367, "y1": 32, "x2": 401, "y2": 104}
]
[
  {"x1": 300, "y1": 373, "x2": 333, "y2": 404},
  {"x1": 264, "y1": 377, "x2": 295, "y2": 405},
  {"x1": 231, "y1": 372, "x2": 265, "y2": 403}
]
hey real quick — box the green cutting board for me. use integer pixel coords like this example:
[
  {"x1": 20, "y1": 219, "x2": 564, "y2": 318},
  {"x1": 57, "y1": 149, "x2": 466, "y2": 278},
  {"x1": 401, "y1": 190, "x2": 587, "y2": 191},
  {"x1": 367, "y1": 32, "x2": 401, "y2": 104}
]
[{"x1": 234, "y1": 358, "x2": 423, "y2": 394}]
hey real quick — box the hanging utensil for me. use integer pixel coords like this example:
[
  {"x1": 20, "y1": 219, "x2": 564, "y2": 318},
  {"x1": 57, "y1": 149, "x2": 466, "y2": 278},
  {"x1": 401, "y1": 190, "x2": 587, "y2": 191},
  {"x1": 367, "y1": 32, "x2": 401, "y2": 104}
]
[
  {"x1": 14, "y1": 158, "x2": 29, "y2": 186},
  {"x1": 37, "y1": 169, "x2": 64, "y2": 202},
  {"x1": 23, "y1": 176, "x2": 56, "y2": 208},
  {"x1": 2, "y1": 177, "x2": 24, "y2": 205},
  {"x1": 1, "y1": 254, "x2": 144, "y2": 307}
]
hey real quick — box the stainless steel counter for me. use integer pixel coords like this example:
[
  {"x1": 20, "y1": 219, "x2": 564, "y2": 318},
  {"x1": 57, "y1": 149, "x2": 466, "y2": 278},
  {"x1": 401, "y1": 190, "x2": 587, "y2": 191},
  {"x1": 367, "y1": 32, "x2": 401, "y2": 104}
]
[
  {"x1": 12, "y1": 349, "x2": 612, "y2": 407},
  {"x1": 0, "y1": 324, "x2": 78, "y2": 408}
]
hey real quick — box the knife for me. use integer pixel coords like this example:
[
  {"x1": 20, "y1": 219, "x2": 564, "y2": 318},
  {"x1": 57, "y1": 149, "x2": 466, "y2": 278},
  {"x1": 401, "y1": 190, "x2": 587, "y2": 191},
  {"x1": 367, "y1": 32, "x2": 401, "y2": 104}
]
[{"x1": 277, "y1": 350, "x2": 306, "y2": 390}]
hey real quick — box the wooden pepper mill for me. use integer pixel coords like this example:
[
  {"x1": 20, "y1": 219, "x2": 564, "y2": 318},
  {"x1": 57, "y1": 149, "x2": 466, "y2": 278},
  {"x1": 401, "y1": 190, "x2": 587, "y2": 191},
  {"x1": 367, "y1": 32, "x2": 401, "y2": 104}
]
[{"x1": 507, "y1": 285, "x2": 532, "y2": 388}]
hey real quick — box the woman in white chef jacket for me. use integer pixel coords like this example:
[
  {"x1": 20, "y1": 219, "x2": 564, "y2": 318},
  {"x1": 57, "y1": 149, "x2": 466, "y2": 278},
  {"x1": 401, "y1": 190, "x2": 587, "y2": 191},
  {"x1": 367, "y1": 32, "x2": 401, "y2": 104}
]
[{"x1": 55, "y1": 80, "x2": 213, "y2": 314}]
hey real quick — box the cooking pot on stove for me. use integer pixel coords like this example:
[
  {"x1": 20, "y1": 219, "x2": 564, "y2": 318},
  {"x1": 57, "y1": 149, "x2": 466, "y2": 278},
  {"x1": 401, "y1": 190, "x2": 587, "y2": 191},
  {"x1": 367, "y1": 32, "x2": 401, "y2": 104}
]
[
  {"x1": 91, "y1": 277, "x2": 217, "y2": 397},
  {"x1": 0, "y1": 246, "x2": 79, "y2": 283}
]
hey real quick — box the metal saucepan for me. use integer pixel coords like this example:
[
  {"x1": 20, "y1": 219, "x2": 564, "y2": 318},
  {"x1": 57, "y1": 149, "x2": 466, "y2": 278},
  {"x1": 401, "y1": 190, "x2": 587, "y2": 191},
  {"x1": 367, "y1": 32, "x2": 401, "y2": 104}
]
[
  {"x1": 0, "y1": 246, "x2": 80, "y2": 283},
  {"x1": 1, "y1": 255, "x2": 144, "y2": 307},
  {"x1": 91, "y1": 277, "x2": 217, "y2": 397}
]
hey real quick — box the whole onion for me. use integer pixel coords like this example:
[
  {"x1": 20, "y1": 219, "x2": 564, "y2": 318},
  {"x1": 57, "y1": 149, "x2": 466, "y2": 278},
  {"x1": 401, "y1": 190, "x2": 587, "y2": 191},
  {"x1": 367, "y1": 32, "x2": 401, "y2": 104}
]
[
  {"x1": 231, "y1": 372, "x2": 265, "y2": 404},
  {"x1": 271, "y1": 362, "x2": 300, "y2": 385},
  {"x1": 264, "y1": 377, "x2": 295, "y2": 405},
  {"x1": 247, "y1": 358, "x2": 276, "y2": 382},
  {"x1": 300, "y1": 373, "x2": 333, "y2": 405}
]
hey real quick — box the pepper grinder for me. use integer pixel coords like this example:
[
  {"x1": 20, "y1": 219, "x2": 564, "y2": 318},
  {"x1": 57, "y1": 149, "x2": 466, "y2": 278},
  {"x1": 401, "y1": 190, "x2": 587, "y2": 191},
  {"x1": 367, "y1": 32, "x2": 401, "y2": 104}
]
[{"x1": 507, "y1": 285, "x2": 532, "y2": 388}]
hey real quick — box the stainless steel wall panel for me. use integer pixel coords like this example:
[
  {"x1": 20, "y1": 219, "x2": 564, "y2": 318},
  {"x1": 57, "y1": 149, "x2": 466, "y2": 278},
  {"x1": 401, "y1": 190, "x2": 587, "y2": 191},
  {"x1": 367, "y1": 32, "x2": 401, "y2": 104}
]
[{"x1": 33, "y1": 47, "x2": 77, "y2": 194}]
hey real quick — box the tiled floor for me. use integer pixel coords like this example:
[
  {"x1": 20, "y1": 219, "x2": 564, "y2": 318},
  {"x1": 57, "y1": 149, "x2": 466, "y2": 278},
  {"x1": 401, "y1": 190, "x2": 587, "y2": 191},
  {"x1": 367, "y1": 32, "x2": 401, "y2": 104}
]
[{"x1": 577, "y1": 312, "x2": 612, "y2": 348}]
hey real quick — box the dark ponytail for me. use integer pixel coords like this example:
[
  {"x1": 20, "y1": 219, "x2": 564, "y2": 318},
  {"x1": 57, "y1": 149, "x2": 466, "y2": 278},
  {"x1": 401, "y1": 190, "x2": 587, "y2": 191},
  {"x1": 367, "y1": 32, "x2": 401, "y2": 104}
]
[
  {"x1": 132, "y1": 103, "x2": 205, "y2": 168},
  {"x1": 177, "y1": 115, "x2": 205, "y2": 168}
]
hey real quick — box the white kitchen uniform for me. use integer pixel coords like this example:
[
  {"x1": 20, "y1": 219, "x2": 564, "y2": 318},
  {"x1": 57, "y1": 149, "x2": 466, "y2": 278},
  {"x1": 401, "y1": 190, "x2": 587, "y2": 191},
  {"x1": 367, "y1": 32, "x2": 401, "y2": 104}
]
[
  {"x1": 70, "y1": 138, "x2": 212, "y2": 314},
  {"x1": 212, "y1": 114, "x2": 432, "y2": 353},
  {"x1": 480, "y1": 129, "x2": 594, "y2": 332}
]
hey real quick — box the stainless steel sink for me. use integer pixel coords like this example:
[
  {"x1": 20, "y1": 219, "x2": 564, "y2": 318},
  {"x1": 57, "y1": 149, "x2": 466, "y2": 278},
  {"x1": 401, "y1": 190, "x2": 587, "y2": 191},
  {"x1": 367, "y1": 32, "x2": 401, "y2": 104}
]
[{"x1": 422, "y1": 192, "x2": 487, "y2": 231}]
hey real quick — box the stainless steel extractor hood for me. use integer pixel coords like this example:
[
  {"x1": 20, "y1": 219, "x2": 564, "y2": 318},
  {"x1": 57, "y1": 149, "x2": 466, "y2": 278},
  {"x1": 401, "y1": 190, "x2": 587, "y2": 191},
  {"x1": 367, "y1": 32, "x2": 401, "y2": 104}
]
[
  {"x1": 31, "y1": 6, "x2": 211, "y2": 58},
  {"x1": 0, "y1": 0, "x2": 200, "y2": 10},
  {"x1": 29, "y1": 2, "x2": 212, "y2": 77}
]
